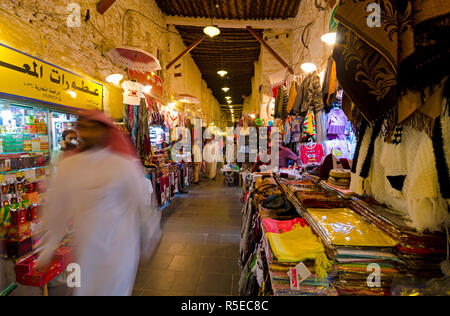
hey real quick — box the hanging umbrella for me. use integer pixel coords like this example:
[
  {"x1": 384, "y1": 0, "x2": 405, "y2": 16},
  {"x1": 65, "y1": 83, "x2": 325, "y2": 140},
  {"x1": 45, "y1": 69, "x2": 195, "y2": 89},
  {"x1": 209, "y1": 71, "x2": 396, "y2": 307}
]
[
  {"x1": 107, "y1": 46, "x2": 162, "y2": 73},
  {"x1": 177, "y1": 94, "x2": 200, "y2": 104}
]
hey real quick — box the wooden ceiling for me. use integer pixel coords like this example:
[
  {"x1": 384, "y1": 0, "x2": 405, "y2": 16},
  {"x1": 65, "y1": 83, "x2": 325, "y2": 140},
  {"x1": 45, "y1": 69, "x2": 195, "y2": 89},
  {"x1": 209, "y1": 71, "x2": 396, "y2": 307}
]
[
  {"x1": 176, "y1": 26, "x2": 262, "y2": 105},
  {"x1": 156, "y1": 0, "x2": 302, "y2": 20},
  {"x1": 156, "y1": 0, "x2": 301, "y2": 106}
]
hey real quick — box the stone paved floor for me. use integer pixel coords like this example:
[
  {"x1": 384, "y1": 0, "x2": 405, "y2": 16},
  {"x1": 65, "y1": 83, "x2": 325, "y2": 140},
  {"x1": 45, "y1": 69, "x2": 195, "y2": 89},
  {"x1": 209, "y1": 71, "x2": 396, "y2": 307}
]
[{"x1": 133, "y1": 173, "x2": 243, "y2": 296}]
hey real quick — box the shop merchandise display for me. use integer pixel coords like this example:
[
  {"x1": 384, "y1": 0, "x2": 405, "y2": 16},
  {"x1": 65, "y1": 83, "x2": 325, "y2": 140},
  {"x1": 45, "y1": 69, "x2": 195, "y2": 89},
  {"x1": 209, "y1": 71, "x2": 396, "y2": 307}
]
[
  {"x1": 0, "y1": 104, "x2": 76, "y2": 291},
  {"x1": 300, "y1": 143, "x2": 324, "y2": 165},
  {"x1": 240, "y1": 165, "x2": 448, "y2": 296},
  {"x1": 327, "y1": 169, "x2": 351, "y2": 189}
]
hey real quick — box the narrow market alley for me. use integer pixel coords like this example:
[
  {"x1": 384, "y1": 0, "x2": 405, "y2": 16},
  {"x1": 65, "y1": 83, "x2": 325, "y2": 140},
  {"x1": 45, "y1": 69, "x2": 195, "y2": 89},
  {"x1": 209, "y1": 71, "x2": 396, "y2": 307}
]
[{"x1": 133, "y1": 173, "x2": 242, "y2": 296}]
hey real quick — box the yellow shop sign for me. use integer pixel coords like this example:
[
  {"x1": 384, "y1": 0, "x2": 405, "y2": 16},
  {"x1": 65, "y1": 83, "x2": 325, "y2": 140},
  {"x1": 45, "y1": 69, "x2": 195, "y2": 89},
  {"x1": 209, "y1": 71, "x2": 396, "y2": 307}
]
[{"x1": 0, "y1": 42, "x2": 103, "y2": 110}]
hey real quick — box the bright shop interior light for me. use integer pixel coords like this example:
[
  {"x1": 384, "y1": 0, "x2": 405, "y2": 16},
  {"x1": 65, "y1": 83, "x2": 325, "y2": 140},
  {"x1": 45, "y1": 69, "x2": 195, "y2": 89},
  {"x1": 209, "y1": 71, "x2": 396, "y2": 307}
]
[
  {"x1": 217, "y1": 70, "x2": 228, "y2": 77},
  {"x1": 321, "y1": 32, "x2": 337, "y2": 45},
  {"x1": 301, "y1": 63, "x2": 317, "y2": 73},
  {"x1": 203, "y1": 26, "x2": 220, "y2": 38},
  {"x1": 222, "y1": 87, "x2": 230, "y2": 92},
  {"x1": 106, "y1": 74, "x2": 123, "y2": 85}
]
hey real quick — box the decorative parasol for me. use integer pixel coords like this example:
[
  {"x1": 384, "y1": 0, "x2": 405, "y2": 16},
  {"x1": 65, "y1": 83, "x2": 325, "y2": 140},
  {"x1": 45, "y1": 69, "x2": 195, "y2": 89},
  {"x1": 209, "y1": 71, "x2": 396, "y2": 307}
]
[
  {"x1": 107, "y1": 46, "x2": 162, "y2": 73},
  {"x1": 177, "y1": 94, "x2": 200, "y2": 104}
]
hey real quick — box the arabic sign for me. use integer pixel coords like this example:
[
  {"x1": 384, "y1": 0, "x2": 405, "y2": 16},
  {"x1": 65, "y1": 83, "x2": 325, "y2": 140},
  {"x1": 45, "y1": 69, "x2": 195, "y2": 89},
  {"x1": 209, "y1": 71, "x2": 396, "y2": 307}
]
[
  {"x1": 0, "y1": 42, "x2": 103, "y2": 110},
  {"x1": 128, "y1": 69, "x2": 163, "y2": 99}
]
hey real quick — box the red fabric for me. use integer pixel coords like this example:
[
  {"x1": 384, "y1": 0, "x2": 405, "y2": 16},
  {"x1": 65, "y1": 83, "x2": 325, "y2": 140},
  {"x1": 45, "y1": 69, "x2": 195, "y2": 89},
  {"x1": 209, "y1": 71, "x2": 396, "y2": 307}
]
[
  {"x1": 76, "y1": 110, "x2": 138, "y2": 159},
  {"x1": 300, "y1": 144, "x2": 325, "y2": 165},
  {"x1": 262, "y1": 218, "x2": 307, "y2": 234}
]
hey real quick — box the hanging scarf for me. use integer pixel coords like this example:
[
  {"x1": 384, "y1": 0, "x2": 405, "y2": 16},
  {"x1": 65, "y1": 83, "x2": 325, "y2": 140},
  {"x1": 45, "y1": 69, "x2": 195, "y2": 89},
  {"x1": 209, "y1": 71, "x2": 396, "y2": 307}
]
[
  {"x1": 301, "y1": 110, "x2": 316, "y2": 141},
  {"x1": 333, "y1": 0, "x2": 450, "y2": 130}
]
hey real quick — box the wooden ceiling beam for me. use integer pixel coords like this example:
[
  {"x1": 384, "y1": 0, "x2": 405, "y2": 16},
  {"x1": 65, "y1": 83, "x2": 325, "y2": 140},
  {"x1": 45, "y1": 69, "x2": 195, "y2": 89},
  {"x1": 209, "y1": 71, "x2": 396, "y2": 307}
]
[
  {"x1": 166, "y1": 34, "x2": 208, "y2": 70},
  {"x1": 165, "y1": 16, "x2": 295, "y2": 29},
  {"x1": 96, "y1": 0, "x2": 116, "y2": 15},
  {"x1": 247, "y1": 26, "x2": 294, "y2": 74}
]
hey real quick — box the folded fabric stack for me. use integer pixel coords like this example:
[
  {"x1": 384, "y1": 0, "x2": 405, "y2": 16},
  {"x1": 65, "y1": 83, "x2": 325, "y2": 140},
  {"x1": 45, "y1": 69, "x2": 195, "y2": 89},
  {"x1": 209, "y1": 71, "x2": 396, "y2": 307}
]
[
  {"x1": 327, "y1": 169, "x2": 351, "y2": 189},
  {"x1": 303, "y1": 207, "x2": 403, "y2": 296},
  {"x1": 261, "y1": 217, "x2": 338, "y2": 296},
  {"x1": 348, "y1": 198, "x2": 447, "y2": 279},
  {"x1": 295, "y1": 190, "x2": 346, "y2": 209}
]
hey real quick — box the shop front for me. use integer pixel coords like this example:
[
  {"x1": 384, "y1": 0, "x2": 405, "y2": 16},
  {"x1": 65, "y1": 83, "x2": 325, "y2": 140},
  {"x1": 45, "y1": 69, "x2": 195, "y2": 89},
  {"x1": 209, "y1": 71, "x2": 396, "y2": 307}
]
[{"x1": 0, "y1": 41, "x2": 103, "y2": 295}]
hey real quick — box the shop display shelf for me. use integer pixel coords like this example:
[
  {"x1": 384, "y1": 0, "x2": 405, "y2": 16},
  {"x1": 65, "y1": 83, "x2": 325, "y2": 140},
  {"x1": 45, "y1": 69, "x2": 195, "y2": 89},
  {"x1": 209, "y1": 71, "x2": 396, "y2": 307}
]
[{"x1": 0, "y1": 166, "x2": 48, "y2": 175}]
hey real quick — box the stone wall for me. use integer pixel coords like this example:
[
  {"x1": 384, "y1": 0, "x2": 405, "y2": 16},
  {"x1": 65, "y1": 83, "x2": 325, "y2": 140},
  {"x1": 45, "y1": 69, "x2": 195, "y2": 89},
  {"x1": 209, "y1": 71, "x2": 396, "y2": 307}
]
[{"x1": 0, "y1": 0, "x2": 221, "y2": 122}]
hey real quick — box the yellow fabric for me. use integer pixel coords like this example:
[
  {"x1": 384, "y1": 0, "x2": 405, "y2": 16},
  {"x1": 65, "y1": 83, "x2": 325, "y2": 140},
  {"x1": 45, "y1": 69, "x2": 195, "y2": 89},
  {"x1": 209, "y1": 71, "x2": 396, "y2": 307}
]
[
  {"x1": 327, "y1": 61, "x2": 337, "y2": 105},
  {"x1": 266, "y1": 225, "x2": 331, "y2": 280},
  {"x1": 286, "y1": 81, "x2": 298, "y2": 113},
  {"x1": 307, "y1": 111, "x2": 315, "y2": 135},
  {"x1": 307, "y1": 208, "x2": 398, "y2": 247}
]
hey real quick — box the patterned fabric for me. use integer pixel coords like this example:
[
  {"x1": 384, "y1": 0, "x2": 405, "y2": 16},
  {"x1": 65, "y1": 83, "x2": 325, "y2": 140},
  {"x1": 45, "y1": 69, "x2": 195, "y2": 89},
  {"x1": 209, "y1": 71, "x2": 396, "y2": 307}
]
[
  {"x1": 301, "y1": 110, "x2": 316, "y2": 141},
  {"x1": 333, "y1": 0, "x2": 450, "y2": 127},
  {"x1": 390, "y1": 126, "x2": 403, "y2": 145},
  {"x1": 296, "y1": 73, "x2": 324, "y2": 115}
]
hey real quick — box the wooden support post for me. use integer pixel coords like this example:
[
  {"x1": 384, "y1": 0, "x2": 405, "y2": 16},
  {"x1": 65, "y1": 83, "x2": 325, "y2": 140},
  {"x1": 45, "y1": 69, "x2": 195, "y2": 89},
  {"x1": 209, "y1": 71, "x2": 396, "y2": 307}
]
[
  {"x1": 246, "y1": 26, "x2": 294, "y2": 75},
  {"x1": 166, "y1": 35, "x2": 208, "y2": 70},
  {"x1": 97, "y1": 0, "x2": 117, "y2": 15}
]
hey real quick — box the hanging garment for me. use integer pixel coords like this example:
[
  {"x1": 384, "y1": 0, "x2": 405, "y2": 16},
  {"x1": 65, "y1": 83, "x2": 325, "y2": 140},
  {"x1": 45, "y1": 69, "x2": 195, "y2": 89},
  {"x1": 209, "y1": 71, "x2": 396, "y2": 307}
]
[
  {"x1": 327, "y1": 108, "x2": 348, "y2": 139},
  {"x1": 300, "y1": 143, "x2": 325, "y2": 165},
  {"x1": 283, "y1": 118, "x2": 292, "y2": 144},
  {"x1": 322, "y1": 57, "x2": 338, "y2": 110},
  {"x1": 297, "y1": 73, "x2": 324, "y2": 114},
  {"x1": 365, "y1": 125, "x2": 450, "y2": 232},
  {"x1": 168, "y1": 110, "x2": 179, "y2": 129},
  {"x1": 323, "y1": 139, "x2": 352, "y2": 160},
  {"x1": 274, "y1": 85, "x2": 288, "y2": 119},
  {"x1": 301, "y1": 110, "x2": 316, "y2": 141},
  {"x1": 315, "y1": 110, "x2": 327, "y2": 143},
  {"x1": 333, "y1": 0, "x2": 450, "y2": 125},
  {"x1": 287, "y1": 81, "x2": 302, "y2": 115},
  {"x1": 121, "y1": 81, "x2": 143, "y2": 106},
  {"x1": 290, "y1": 116, "x2": 303, "y2": 143}
]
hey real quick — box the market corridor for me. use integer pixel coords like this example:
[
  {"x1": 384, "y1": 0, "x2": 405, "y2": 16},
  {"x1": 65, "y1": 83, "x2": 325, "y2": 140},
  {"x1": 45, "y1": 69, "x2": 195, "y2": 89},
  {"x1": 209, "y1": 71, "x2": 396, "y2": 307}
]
[{"x1": 133, "y1": 174, "x2": 242, "y2": 296}]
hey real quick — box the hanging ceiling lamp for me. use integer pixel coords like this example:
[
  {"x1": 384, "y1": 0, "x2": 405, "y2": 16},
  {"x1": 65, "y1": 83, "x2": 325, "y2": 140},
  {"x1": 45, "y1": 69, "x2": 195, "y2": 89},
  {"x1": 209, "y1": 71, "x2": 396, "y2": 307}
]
[
  {"x1": 217, "y1": 70, "x2": 228, "y2": 77},
  {"x1": 321, "y1": 32, "x2": 336, "y2": 45},
  {"x1": 301, "y1": 63, "x2": 317, "y2": 73},
  {"x1": 106, "y1": 73, "x2": 123, "y2": 85},
  {"x1": 222, "y1": 87, "x2": 230, "y2": 92},
  {"x1": 203, "y1": 26, "x2": 220, "y2": 38},
  {"x1": 225, "y1": 96, "x2": 231, "y2": 100},
  {"x1": 203, "y1": 1, "x2": 220, "y2": 38}
]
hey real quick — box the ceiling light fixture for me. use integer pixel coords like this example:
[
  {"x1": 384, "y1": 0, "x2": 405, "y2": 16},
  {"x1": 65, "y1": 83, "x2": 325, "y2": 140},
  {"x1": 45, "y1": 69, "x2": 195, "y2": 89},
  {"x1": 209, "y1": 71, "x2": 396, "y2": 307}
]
[
  {"x1": 222, "y1": 87, "x2": 230, "y2": 92},
  {"x1": 225, "y1": 96, "x2": 231, "y2": 100},
  {"x1": 217, "y1": 70, "x2": 228, "y2": 77},
  {"x1": 106, "y1": 74, "x2": 123, "y2": 85},
  {"x1": 227, "y1": 100, "x2": 232, "y2": 104},
  {"x1": 321, "y1": 32, "x2": 337, "y2": 45},
  {"x1": 301, "y1": 63, "x2": 317, "y2": 73},
  {"x1": 203, "y1": 26, "x2": 220, "y2": 38}
]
